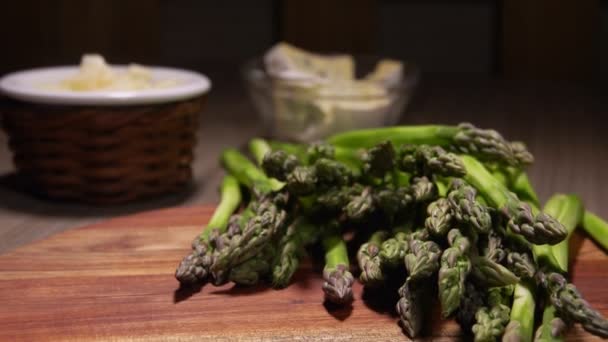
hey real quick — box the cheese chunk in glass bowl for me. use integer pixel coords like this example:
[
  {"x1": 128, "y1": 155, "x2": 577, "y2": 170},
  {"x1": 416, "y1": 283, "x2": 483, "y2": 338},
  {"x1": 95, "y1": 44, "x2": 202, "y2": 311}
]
[{"x1": 243, "y1": 43, "x2": 419, "y2": 142}]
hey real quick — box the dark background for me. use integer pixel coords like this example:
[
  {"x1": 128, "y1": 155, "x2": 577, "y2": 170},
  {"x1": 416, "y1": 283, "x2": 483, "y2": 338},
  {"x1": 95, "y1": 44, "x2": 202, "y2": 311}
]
[{"x1": 1, "y1": 0, "x2": 606, "y2": 83}]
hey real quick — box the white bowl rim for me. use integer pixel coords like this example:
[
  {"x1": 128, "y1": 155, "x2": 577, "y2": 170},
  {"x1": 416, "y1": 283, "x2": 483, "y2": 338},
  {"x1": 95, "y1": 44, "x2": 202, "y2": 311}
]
[{"x1": 0, "y1": 65, "x2": 211, "y2": 106}]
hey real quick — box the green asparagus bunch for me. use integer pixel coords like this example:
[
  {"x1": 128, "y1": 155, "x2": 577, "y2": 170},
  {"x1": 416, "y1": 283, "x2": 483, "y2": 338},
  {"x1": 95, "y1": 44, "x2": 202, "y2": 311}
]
[{"x1": 174, "y1": 123, "x2": 608, "y2": 341}]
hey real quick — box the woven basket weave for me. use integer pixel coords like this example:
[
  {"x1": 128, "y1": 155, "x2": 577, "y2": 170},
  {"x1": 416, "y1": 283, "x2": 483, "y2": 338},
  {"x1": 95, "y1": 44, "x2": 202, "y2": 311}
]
[{"x1": 1, "y1": 96, "x2": 204, "y2": 204}]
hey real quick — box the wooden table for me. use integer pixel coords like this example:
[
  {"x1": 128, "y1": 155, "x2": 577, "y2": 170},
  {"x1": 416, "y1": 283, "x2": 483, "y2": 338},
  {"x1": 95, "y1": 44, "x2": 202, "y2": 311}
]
[
  {"x1": 0, "y1": 78, "x2": 607, "y2": 253},
  {"x1": 0, "y1": 205, "x2": 606, "y2": 341}
]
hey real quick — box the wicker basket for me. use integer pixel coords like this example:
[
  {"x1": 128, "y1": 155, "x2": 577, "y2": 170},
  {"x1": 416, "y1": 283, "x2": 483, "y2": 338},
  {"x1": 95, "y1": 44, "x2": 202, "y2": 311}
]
[{"x1": 1, "y1": 96, "x2": 204, "y2": 204}]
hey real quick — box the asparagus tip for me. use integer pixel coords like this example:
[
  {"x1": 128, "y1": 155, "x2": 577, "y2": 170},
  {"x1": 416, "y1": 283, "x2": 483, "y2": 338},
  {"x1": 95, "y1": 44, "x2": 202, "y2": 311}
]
[{"x1": 323, "y1": 265, "x2": 355, "y2": 304}]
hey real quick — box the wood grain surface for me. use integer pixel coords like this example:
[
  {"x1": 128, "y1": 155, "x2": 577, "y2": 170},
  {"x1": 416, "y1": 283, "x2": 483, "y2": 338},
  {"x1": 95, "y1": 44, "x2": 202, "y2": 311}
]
[{"x1": 0, "y1": 205, "x2": 606, "y2": 341}]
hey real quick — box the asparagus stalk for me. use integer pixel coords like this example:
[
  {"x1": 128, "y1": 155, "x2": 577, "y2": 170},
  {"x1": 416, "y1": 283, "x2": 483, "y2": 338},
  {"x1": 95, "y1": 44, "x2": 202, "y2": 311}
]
[
  {"x1": 201, "y1": 175, "x2": 243, "y2": 240},
  {"x1": 582, "y1": 211, "x2": 608, "y2": 251},
  {"x1": 535, "y1": 304, "x2": 567, "y2": 342},
  {"x1": 249, "y1": 138, "x2": 273, "y2": 166},
  {"x1": 327, "y1": 123, "x2": 533, "y2": 167},
  {"x1": 503, "y1": 281, "x2": 536, "y2": 342},
  {"x1": 357, "y1": 230, "x2": 389, "y2": 286},
  {"x1": 268, "y1": 140, "x2": 308, "y2": 161},
  {"x1": 175, "y1": 175, "x2": 242, "y2": 285},
  {"x1": 509, "y1": 169, "x2": 541, "y2": 208},
  {"x1": 322, "y1": 232, "x2": 354, "y2": 305},
  {"x1": 461, "y1": 155, "x2": 566, "y2": 245},
  {"x1": 542, "y1": 194, "x2": 584, "y2": 273},
  {"x1": 221, "y1": 148, "x2": 284, "y2": 195}
]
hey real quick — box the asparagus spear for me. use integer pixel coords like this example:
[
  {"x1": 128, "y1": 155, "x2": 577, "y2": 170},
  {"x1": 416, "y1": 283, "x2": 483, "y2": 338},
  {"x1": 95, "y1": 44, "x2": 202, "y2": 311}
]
[
  {"x1": 461, "y1": 155, "x2": 566, "y2": 245},
  {"x1": 537, "y1": 272, "x2": 608, "y2": 337},
  {"x1": 209, "y1": 196, "x2": 288, "y2": 281},
  {"x1": 503, "y1": 281, "x2": 536, "y2": 342},
  {"x1": 263, "y1": 149, "x2": 352, "y2": 194},
  {"x1": 316, "y1": 184, "x2": 363, "y2": 213},
  {"x1": 533, "y1": 195, "x2": 583, "y2": 341},
  {"x1": 397, "y1": 231, "x2": 442, "y2": 337},
  {"x1": 439, "y1": 229, "x2": 472, "y2": 317},
  {"x1": 361, "y1": 140, "x2": 396, "y2": 179},
  {"x1": 327, "y1": 123, "x2": 533, "y2": 167},
  {"x1": 313, "y1": 158, "x2": 352, "y2": 187},
  {"x1": 484, "y1": 230, "x2": 507, "y2": 263},
  {"x1": 470, "y1": 255, "x2": 520, "y2": 288},
  {"x1": 345, "y1": 186, "x2": 374, "y2": 220},
  {"x1": 379, "y1": 226, "x2": 410, "y2": 268},
  {"x1": 322, "y1": 230, "x2": 354, "y2": 305},
  {"x1": 399, "y1": 144, "x2": 466, "y2": 177},
  {"x1": 506, "y1": 251, "x2": 537, "y2": 279},
  {"x1": 457, "y1": 282, "x2": 486, "y2": 331},
  {"x1": 261, "y1": 150, "x2": 299, "y2": 181},
  {"x1": 397, "y1": 280, "x2": 429, "y2": 338},
  {"x1": 447, "y1": 179, "x2": 492, "y2": 233},
  {"x1": 582, "y1": 211, "x2": 608, "y2": 251},
  {"x1": 357, "y1": 230, "x2": 389, "y2": 286},
  {"x1": 175, "y1": 175, "x2": 242, "y2": 285},
  {"x1": 271, "y1": 219, "x2": 317, "y2": 288},
  {"x1": 473, "y1": 286, "x2": 513, "y2": 342},
  {"x1": 373, "y1": 187, "x2": 413, "y2": 221},
  {"x1": 410, "y1": 176, "x2": 437, "y2": 202},
  {"x1": 229, "y1": 244, "x2": 274, "y2": 286},
  {"x1": 425, "y1": 197, "x2": 453, "y2": 237},
  {"x1": 306, "y1": 141, "x2": 336, "y2": 163}
]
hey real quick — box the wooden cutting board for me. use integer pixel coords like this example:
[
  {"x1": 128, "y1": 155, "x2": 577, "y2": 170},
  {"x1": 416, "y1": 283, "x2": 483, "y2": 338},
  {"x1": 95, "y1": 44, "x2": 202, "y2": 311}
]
[{"x1": 0, "y1": 206, "x2": 606, "y2": 341}]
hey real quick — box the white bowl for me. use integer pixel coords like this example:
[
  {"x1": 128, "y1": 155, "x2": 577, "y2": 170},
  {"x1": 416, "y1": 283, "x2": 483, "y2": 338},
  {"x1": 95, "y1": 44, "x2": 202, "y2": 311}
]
[{"x1": 0, "y1": 66, "x2": 211, "y2": 106}]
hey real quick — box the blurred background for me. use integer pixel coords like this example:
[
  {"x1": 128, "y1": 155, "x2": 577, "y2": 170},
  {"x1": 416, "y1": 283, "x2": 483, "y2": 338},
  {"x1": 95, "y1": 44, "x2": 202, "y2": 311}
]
[
  {"x1": 0, "y1": 0, "x2": 607, "y2": 252},
  {"x1": 1, "y1": 0, "x2": 606, "y2": 81}
]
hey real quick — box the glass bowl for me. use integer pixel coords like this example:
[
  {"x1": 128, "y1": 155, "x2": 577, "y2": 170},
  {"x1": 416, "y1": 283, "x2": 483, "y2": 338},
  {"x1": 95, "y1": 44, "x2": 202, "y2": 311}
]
[{"x1": 242, "y1": 55, "x2": 419, "y2": 142}]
